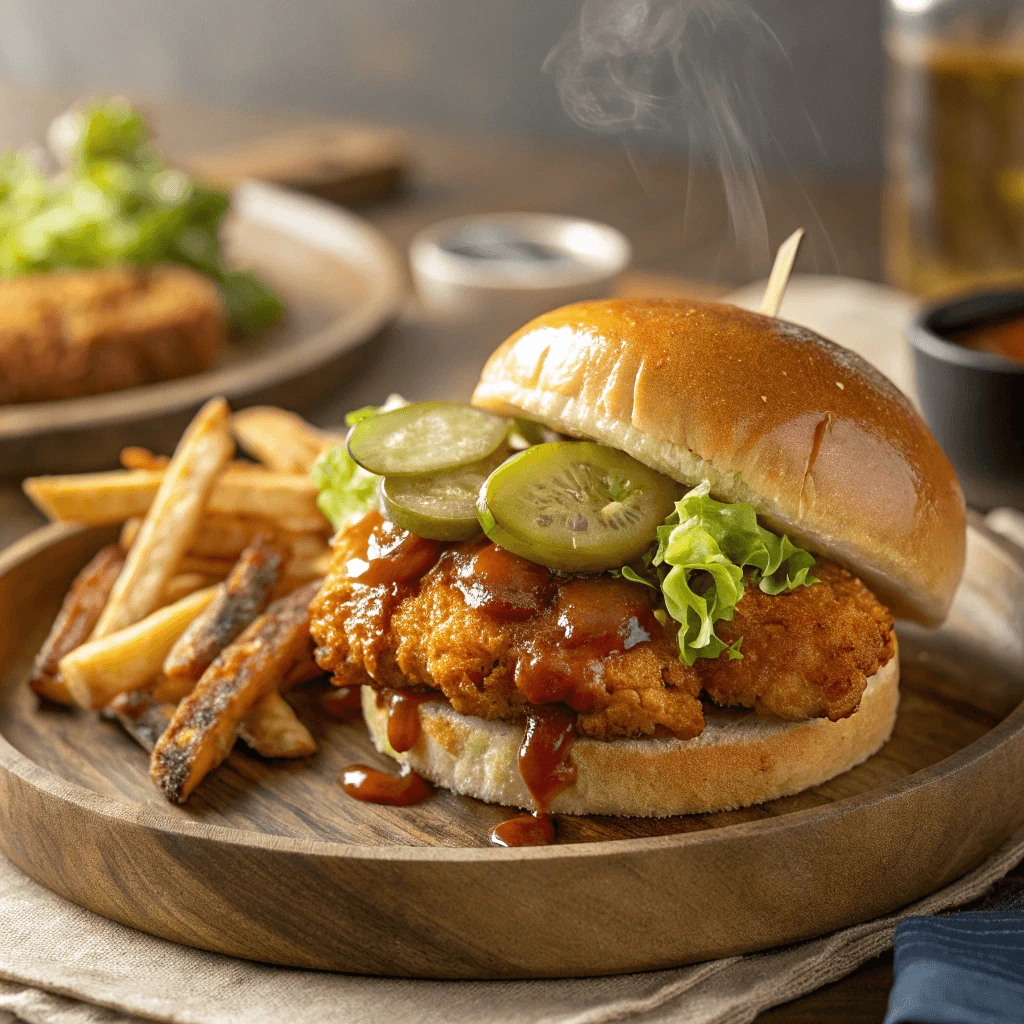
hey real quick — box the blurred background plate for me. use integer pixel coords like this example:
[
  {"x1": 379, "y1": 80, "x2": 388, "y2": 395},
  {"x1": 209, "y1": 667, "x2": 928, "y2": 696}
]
[{"x1": 0, "y1": 180, "x2": 404, "y2": 477}]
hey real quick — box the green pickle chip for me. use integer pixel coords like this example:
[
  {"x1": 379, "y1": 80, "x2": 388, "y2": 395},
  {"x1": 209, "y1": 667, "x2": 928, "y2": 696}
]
[
  {"x1": 380, "y1": 455, "x2": 503, "y2": 542},
  {"x1": 476, "y1": 442, "x2": 678, "y2": 572},
  {"x1": 347, "y1": 402, "x2": 511, "y2": 476}
]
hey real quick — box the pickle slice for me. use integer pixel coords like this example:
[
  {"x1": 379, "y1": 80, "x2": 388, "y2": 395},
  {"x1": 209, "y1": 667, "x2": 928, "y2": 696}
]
[
  {"x1": 380, "y1": 457, "x2": 498, "y2": 541},
  {"x1": 347, "y1": 402, "x2": 511, "y2": 476},
  {"x1": 476, "y1": 442, "x2": 678, "y2": 572}
]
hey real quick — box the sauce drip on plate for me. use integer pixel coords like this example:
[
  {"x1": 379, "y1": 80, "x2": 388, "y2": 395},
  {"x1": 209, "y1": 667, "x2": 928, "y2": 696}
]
[
  {"x1": 341, "y1": 763, "x2": 433, "y2": 806},
  {"x1": 489, "y1": 813, "x2": 555, "y2": 847},
  {"x1": 489, "y1": 706, "x2": 578, "y2": 848}
]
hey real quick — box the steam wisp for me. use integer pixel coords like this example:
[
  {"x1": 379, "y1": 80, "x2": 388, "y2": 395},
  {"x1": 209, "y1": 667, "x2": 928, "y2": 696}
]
[{"x1": 546, "y1": 0, "x2": 812, "y2": 273}]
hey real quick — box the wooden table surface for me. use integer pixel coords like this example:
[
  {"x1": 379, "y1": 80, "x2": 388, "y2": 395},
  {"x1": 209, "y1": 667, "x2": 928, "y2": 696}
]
[{"x1": 0, "y1": 87, "x2": 992, "y2": 1020}]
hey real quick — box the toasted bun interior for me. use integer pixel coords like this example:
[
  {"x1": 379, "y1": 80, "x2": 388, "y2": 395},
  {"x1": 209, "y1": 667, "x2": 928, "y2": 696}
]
[
  {"x1": 361, "y1": 642, "x2": 899, "y2": 818},
  {"x1": 471, "y1": 299, "x2": 966, "y2": 625}
]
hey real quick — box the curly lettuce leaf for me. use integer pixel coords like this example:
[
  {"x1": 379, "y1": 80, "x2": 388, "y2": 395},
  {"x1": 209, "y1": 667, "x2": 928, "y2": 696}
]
[
  {"x1": 311, "y1": 406, "x2": 381, "y2": 530},
  {"x1": 0, "y1": 99, "x2": 283, "y2": 335},
  {"x1": 651, "y1": 481, "x2": 818, "y2": 665}
]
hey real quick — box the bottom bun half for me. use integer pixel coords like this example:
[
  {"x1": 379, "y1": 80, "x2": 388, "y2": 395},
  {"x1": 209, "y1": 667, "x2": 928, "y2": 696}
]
[{"x1": 362, "y1": 639, "x2": 899, "y2": 817}]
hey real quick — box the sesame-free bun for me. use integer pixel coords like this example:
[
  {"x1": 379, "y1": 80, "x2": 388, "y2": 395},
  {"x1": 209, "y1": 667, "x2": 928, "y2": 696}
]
[
  {"x1": 362, "y1": 648, "x2": 899, "y2": 817},
  {"x1": 471, "y1": 299, "x2": 966, "y2": 625}
]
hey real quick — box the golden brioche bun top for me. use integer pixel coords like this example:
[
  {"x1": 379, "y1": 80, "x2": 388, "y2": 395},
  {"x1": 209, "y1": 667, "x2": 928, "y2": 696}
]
[{"x1": 471, "y1": 298, "x2": 966, "y2": 625}]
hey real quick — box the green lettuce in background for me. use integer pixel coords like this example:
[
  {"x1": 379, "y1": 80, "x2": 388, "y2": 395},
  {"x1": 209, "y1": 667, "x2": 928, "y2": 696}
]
[
  {"x1": 0, "y1": 98, "x2": 283, "y2": 336},
  {"x1": 311, "y1": 406, "x2": 380, "y2": 530},
  {"x1": 635, "y1": 481, "x2": 818, "y2": 665}
]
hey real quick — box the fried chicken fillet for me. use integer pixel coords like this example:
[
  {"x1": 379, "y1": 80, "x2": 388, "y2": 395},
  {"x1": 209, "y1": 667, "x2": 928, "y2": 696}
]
[
  {"x1": 0, "y1": 266, "x2": 224, "y2": 403},
  {"x1": 310, "y1": 512, "x2": 704, "y2": 741},
  {"x1": 310, "y1": 512, "x2": 896, "y2": 741},
  {"x1": 696, "y1": 562, "x2": 895, "y2": 722}
]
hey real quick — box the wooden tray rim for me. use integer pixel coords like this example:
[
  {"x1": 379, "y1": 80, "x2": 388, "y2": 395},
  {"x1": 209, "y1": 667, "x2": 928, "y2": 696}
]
[
  {"x1": 1, "y1": 518, "x2": 1022, "y2": 865},
  {"x1": 0, "y1": 181, "x2": 405, "y2": 439}
]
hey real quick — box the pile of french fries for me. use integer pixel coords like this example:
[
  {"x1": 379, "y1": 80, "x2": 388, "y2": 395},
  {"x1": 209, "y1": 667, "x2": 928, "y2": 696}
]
[{"x1": 23, "y1": 399, "x2": 350, "y2": 804}]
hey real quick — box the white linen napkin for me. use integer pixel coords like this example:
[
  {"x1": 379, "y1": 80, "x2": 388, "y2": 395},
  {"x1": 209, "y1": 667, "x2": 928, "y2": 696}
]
[{"x1": 0, "y1": 824, "x2": 1019, "y2": 1024}]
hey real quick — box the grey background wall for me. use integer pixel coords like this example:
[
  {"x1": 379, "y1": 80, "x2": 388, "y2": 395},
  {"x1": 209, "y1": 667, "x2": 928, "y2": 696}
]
[{"x1": 0, "y1": 1, "x2": 884, "y2": 174}]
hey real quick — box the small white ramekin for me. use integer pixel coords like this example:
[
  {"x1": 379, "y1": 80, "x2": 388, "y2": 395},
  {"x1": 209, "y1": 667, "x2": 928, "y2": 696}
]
[{"x1": 409, "y1": 213, "x2": 631, "y2": 334}]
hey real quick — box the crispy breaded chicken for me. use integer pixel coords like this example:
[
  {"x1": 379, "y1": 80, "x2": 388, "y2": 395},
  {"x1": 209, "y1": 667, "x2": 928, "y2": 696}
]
[
  {"x1": 310, "y1": 513, "x2": 896, "y2": 741},
  {"x1": 0, "y1": 266, "x2": 223, "y2": 403},
  {"x1": 310, "y1": 513, "x2": 705, "y2": 741},
  {"x1": 383, "y1": 571, "x2": 705, "y2": 741},
  {"x1": 696, "y1": 560, "x2": 895, "y2": 722}
]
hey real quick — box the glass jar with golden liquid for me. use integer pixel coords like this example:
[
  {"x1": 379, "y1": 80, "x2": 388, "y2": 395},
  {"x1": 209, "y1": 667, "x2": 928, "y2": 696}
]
[{"x1": 885, "y1": 0, "x2": 1024, "y2": 296}]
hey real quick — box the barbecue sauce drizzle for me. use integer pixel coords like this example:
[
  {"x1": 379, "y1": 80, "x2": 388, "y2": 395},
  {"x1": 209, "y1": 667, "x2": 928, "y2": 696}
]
[
  {"x1": 334, "y1": 514, "x2": 659, "y2": 836},
  {"x1": 488, "y1": 705, "x2": 578, "y2": 848},
  {"x1": 382, "y1": 689, "x2": 439, "y2": 754},
  {"x1": 337, "y1": 514, "x2": 440, "y2": 806},
  {"x1": 341, "y1": 763, "x2": 433, "y2": 806},
  {"x1": 321, "y1": 685, "x2": 363, "y2": 718}
]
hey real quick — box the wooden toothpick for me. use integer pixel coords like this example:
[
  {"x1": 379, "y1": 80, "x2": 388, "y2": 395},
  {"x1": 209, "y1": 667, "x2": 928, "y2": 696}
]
[{"x1": 758, "y1": 228, "x2": 804, "y2": 318}]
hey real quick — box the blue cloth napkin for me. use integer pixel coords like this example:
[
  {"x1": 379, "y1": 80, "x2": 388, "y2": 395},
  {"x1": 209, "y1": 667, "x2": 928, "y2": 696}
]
[{"x1": 885, "y1": 879, "x2": 1024, "y2": 1024}]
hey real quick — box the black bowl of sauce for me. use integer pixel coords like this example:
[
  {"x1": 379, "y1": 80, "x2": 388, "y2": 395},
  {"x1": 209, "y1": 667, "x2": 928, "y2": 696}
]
[{"x1": 908, "y1": 288, "x2": 1024, "y2": 510}]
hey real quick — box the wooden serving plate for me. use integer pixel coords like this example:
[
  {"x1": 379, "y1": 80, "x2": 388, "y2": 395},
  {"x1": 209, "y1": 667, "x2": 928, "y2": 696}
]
[
  {"x1": 0, "y1": 182, "x2": 404, "y2": 477},
  {"x1": 0, "y1": 521, "x2": 1021, "y2": 979}
]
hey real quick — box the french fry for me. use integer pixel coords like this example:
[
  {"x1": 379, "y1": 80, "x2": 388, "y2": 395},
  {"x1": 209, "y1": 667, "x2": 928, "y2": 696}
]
[
  {"x1": 203, "y1": 472, "x2": 327, "y2": 534},
  {"x1": 131, "y1": 512, "x2": 317, "y2": 566},
  {"x1": 239, "y1": 691, "x2": 317, "y2": 758},
  {"x1": 24, "y1": 470, "x2": 164, "y2": 524},
  {"x1": 92, "y1": 398, "x2": 234, "y2": 639},
  {"x1": 120, "y1": 447, "x2": 170, "y2": 471},
  {"x1": 119, "y1": 518, "x2": 142, "y2": 550},
  {"x1": 161, "y1": 572, "x2": 223, "y2": 606},
  {"x1": 231, "y1": 406, "x2": 343, "y2": 473},
  {"x1": 142, "y1": 514, "x2": 327, "y2": 564},
  {"x1": 150, "y1": 580, "x2": 320, "y2": 803},
  {"x1": 188, "y1": 514, "x2": 271, "y2": 559},
  {"x1": 164, "y1": 535, "x2": 282, "y2": 682},
  {"x1": 114, "y1": 681, "x2": 314, "y2": 759},
  {"x1": 29, "y1": 544, "x2": 126, "y2": 705},
  {"x1": 108, "y1": 691, "x2": 175, "y2": 752},
  {"x1": 24, "y1": 466, "x2": 328, "y2": 534},
  {"x1": 61, "y1": 586, "x2": 218, "y2": 710},
  {"x1": 176, "y1": 554, "x2": 238, "y2": 577},
  {"x1": 148, "y1": 673, "x2": 198, "y2": 704},
  {"x1": 288, "y1": 533, "x2": 330, "y2": 561}
]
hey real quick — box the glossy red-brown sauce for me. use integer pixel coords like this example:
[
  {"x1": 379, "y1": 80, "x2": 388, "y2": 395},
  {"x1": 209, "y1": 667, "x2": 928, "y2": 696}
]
[
  {"x1": 321, "y1": 685, "x2": 363, "y2": 718},
  {"x1": 337, "y1": 522, "x2": 660, "y2": 716},
  {"x1": 489, "y1": 813, "x2": 555, "y2": 847},
  {"x1": 379, "y1": 688, "x2": 439, "y2": 753},
  {"x1": 342, "y1": 511, "x2": 442, "y2": 587},
  {"x1": 335, "y1": 513, "x2": 665, "y2": 842},
  {"x1": 518, "y1": 705, "x2": 578, "y2": 811},
  {"x1": 956, "y1": 315, "x2": 1024, "y2": 362},
  {"x1": 451, "y1": 541, "x2": 555, "y2": 619},
  {"x1": 514, "y1": 576, "x2": 659, "y2": 709},
  {"x1": 341, "y1": 763, "x2": 433, "y2": 806}
]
